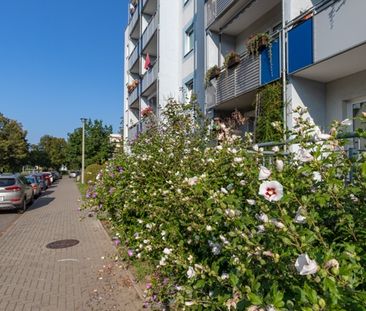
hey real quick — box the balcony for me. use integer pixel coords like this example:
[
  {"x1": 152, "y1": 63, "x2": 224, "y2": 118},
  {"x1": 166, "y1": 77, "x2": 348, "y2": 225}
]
[
  {"x1": 206, "y1": 0, "x2": 235, "y2": 26},
  {"x1": 141, "y1": 63, "x2": 158, "y2": 94},
  {"x1": 128, "y1": 84, "x2": 140, "y2": 108},
  {"x1": 288, "y1": 0, "x2": 366, "y2": 82},
  {"x1": 128, "y1": 44, "x2": 139, "y2": 70},
  {"x1": 142, "y1": 12, "x2": 158, "y2": 50},
  {"x1": 142, "y1": 0, "x2": 157, "y2": 14},
  {"x1": 129, "y1": 6, "x2": 139, "y2": 37},
  {"x1": 128, "y1": 123, "x2": 139, "y2": 141}
]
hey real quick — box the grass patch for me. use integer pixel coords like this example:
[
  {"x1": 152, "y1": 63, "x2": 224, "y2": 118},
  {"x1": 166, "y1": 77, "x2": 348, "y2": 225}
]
[{"x1": 77, "y1": 182, "x2": 88, "y2": 200}]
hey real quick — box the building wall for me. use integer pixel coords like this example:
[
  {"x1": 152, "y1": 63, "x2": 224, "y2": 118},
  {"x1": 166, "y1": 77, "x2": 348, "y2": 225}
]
[
  {"x1": 288, "y1": 77, "x2": 326, "y2": 130},
  {"x1": 158, "y1": 0, "x2": 181, "y2": 109},
  {"x1": 325, "y1": 69, "x2": 366, "y2": 125},
  {"x1": 123, "y1": 27, "x2": 130, "y2": 141}
]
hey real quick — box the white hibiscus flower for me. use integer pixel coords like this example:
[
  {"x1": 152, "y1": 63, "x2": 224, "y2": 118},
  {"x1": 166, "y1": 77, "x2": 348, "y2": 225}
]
[
  {"x1": 295, "y1": 253, "x2": 318, "y2": 275},
  {"x1": 258, "y1": 181, "x2": 284, "y2": 202}
]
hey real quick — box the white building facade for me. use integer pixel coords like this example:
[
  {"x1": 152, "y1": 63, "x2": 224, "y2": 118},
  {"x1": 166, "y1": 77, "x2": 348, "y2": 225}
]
[{"x1": 123, "y1": 0, "x2": 205, "y2": 142}]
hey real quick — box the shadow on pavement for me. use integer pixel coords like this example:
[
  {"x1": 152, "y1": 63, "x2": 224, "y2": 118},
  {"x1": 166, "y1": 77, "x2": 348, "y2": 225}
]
[{"x1": 28, "y1": 197, "x2": 55, "y2": 211}]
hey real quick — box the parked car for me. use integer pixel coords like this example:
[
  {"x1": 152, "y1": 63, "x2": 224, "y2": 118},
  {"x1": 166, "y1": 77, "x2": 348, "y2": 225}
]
[
  {"x1": 25, "y1": 175, "x2": 42, "y2": 198},
  {"x1": 0, "y1": 174, "x2": 34, "y2": 213},
  {"x1": 34, "y1": 173, "x2": 48, "y2": 191},
  {"x1": 69, "y1": 171, "x2": 80, "y2": 178}
]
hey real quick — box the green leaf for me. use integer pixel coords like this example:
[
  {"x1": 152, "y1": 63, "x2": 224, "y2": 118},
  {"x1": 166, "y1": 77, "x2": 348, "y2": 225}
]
[{"x1": 248, "y1": 293, "x2": 263, "y2": 305}]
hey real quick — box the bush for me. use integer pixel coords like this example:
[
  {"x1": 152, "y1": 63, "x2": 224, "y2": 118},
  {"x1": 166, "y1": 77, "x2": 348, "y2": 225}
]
[
  {"x1": 84, "y1": 163, "x2": 103, "y2": 185},
  {"x1": 85, "y1": 100, "x2": 366, "y2": 310}
]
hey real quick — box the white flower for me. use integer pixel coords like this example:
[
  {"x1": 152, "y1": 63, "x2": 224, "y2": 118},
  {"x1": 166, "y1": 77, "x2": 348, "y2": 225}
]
[
  {"x1": 350, "y1": 194, "x2": 359, "y2": 202},
  {"x1": 206, "y1": 225, "x2": 213, "y2": 231},
  {"x1": 185, "y1": 301, "x2": 195, "y2": 306},
  {"x1": 252, "y1": 144, "x2": 259, "y2": 151},
  {"x1": 225, "y1": 209, "x2": 236, "y2": 218},
  {"x1": 259, "y1": 166, "x2": 271, "y2": 180},
  {"x1": 257, "y1": 225, "x2": 265, "y2": 233},
  {"x1": 233, "y1": 157, "x2": 243, "y2": 163},
  {"x1": 295, "y1": 148, "x2": 314, "y2": 163},
  {"x1": 294, "y1": 207, "x2": 306, "y2": 224},
  {"x1": 246, "y1": 199, "x2": 256, "y2": 205},
  {"x1": 266, "y1": 305, "x2": 276, "y2": 311},
  {"x1": 187, "y1": 266, "x2": 196, "y2": 278},
  {"x1": 209, "y1": 241, "x2": 222, "y2": 255},
  {"x1": 240, "y1": 180, "x2": 246, "y2": 186},
  {"x1": 295, "y1": 253, "x2": 318, "y2": 275},
  {"x1": 163, "y1": 248, "x2": 172, "y2": 255},
  {"x1": 221, "y1": 273, "x2": 229, "y2": 280},
  {"x1": 256, "y1": 212, "x2": 269, "y2": 223},
  {"x1": 161, "y1": 230, "x2": 166, "y2": 236},
  {"x1": 315, "y1": 133, "x2": 332, "y2": 141},
  {"x1": 221, "y1": 187, "x2": 228, "y2": 194},
  {"x1": 228, "y1": 148, "x2": 238, "y2": 154},
  {"x1": 271, "y1": 219, "x2": 285, "y2": 229},
  {"x1": 185, "y1": 176, "x2": 198, "y2": 186},
  {"x1": 272, "y1": 146, "x2": 279, "y2": 153},
  {"x1": 188, "y1": 255, "x2": 193, "y2": 262},
  {"x1": 216, "y1": 145, "x2": 223, "y2": 150},
  {"x1": 275, "y1": 159, "x2": 284, "y2": 172},
  {"x1": 341, "y1": 118, "x2": 352, "y2": 126},
  {"x1": 313, "y1": 171, "x2": 322, "y2": 182},
  {"x1": 236, "y1": 172, "x2": 244, "y2": 177},
  {"x1": 159, "y1": 257, "x2": 167, "y2": 266},
  {"x1": 258, "y1": 181, "x2": 284, "y2": 202}
]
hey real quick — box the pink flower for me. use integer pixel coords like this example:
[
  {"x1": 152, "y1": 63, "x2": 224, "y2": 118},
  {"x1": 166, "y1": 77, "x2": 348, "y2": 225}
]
[
  {"x1": 258, "y1": 166, "x2": 271, "y2": 180},
  {"x1": 113, "y1": 239, "x2": 121, "y2": 246},
  {"x1": 127, "y1": 249, "x2": 134, "y2": 257},
  {"x1": 258, "y1": 181, "x2": 283, "y2": 202}
]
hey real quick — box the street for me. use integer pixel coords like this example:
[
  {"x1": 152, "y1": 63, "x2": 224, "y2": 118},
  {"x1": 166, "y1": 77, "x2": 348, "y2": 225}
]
[{"x1": 0, "y1": 178, "x2": 143, "y2": 311}]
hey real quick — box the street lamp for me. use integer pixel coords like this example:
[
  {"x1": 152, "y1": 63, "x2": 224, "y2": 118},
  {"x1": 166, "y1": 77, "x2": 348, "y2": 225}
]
[{"x1": 80, "y1": 118, "x2": 87, "y2": 184}]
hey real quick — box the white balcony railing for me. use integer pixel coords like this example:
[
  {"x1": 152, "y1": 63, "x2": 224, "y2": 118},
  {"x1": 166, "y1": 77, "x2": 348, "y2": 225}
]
[
  {"x1": 206, "y1": 0, "x2": 235, "y2": 27},
  {"x1": 141, "y1": 63, "x2": 158, "y2": 93},
  {"x1": 128, "y1": 85, "x2": 140, "y2": 106},
  {"x1": 128, "y1": 123, "x2": 139, "y2": 141},
  {"x1": 129, "y1": 6, "x2": 139, "y2": 34},
  {"x1": 142, "y1": 12, "x2": 158, "y2": 50},
  {"x1": 128, "y1": 45, "x2": 139, "y2": 69}
]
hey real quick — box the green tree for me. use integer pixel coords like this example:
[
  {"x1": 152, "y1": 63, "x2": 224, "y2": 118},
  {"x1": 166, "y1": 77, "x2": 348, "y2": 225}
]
[
  {"x1": 28, "y1": 144, "x2": 50, "y2": 168},
  {"x1": 0, "y1": 113, "x2": 29, "y2": 172},
  {"x1": 38, "y1": 135, "x2": 67, "y2": 169},
  {"x1": 66, "y1": 119, "x2": 113, "y2": 170}
]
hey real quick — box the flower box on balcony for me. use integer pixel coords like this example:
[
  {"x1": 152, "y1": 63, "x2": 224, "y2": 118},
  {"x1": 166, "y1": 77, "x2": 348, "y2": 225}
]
[
  {"x1": 224, "y1": 51, "x2": 241, "y2": 69},
  {"x1": 127, "y1": 79, "x2": 139, "y2": 94},
  {"x1": 247, "y1": 33, "x2": 271, "y2": 56},
  {"x1": 205, "y1": 65, "x2": 221, "y2": 87}
]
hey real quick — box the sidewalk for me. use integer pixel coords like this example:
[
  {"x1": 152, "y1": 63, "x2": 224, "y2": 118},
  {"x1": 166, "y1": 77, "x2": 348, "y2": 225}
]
[{"x1": 0, "y1": 178, "x2": 143, "y2": 311}]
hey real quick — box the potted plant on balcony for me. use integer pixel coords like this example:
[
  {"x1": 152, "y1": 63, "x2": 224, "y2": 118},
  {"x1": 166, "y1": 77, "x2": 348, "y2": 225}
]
[
  {"x1": 205, "y1": 65, "x2": 221, "y2": 87},
  {"x1": 224, "y1": 51, "x2": 241, "y2": 69},
  {"x1": 127, "y1": 79, "x2": 139, "y2": 94},
  {"x1": 141, "y1": 106, "x2": 154, "y2": 118},
  {"x1": 247, "y1": 32, "x2": 271, "y2": 56}
]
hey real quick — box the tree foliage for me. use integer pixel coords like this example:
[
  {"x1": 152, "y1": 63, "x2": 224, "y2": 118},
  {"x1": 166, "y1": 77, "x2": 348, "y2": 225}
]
[
  {"x1": 39, "y1": 135, "x2": 67, "y2": 169},
  {"x1": 66, "y1": 119, "x2": 113, "y2": 170},
  {"x1": 0, "y1": 113, "x2": 28, "y2": 172}
]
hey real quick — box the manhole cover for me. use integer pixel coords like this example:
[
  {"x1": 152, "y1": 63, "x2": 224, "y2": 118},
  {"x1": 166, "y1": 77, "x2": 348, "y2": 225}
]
[{"x1": 46, "y1": 239, "x2": 79, "y2": 249}]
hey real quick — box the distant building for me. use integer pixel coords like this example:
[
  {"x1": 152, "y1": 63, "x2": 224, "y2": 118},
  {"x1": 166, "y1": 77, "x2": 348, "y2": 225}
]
[{"x1": 109, "y1": 133, "x2": 123, "y2": 151}]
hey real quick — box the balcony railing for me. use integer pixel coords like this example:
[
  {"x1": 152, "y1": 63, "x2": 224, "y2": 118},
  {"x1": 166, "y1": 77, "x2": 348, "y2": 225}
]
[
  {"x1": 129, "y1": 5, "x2": 139, "y2": 34},
  {"x1": 206, "y1": 0, "x2": 235, "y2": 27},
  {"x1": 128, "y1": 84, "x2": 140, "y2": 106},
  {"x1": 142, "y1": 12, "x2": 158, "y2": 50},
  {"x1": 218, "y1": 52, "x2": 259, "y2": 104},
  {"x1": 142, "y1": 63, "x2": 158, "y2": 93},
  {"x1": 128, "y1": 44, "x2": 139, "y2": 69},
  {"x1": 128, "y1": 123, "x2": 139, "y2": 141}
]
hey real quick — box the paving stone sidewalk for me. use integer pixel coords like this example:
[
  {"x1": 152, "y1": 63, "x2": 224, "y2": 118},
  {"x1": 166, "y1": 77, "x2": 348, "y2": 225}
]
[{"x1": 0, "y1": 178, "x2": 143, "y2": 311}]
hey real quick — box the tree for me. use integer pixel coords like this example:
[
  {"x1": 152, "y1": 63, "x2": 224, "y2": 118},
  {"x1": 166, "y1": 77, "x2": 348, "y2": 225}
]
[
  {"x1": 28, "y1": 144, "x2": 50, "y2": 168},
  {"x1": 65, "y1": 119, "x2": 113, "y2": 170},
  {"x1": 38, "y1": 135, "x2": 67, "y2": 169},
  {"x1": 0, "y1": 113, "x2": 29, "y2": 172}
]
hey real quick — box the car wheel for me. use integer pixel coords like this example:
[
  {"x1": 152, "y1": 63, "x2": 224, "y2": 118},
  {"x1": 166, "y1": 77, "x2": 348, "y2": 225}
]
[{"x1": 18, "y1": 199, "x2": 26, "y2": 214}]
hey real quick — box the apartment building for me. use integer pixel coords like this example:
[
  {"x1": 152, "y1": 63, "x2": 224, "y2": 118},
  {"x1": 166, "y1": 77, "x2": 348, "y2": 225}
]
[
  {"x1": 123, "y1": 0, "x2": 205, "y2": 142},
  {"x1": 205, "y1": 0, "x2": 366, "y2": 144}
]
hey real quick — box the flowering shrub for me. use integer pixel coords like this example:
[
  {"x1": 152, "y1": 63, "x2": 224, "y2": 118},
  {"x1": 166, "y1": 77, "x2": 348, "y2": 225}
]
[
  {"x1": 85, "y1": 100, "x2": 366, "y2": 310},
  {"x1": 141, "y1": 106, "x2": 154, "y2": 119}
]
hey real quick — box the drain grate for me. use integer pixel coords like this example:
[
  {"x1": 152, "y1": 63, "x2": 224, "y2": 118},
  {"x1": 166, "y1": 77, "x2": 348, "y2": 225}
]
[{"x1": 46, "y1": 239, "x2": 79, "y2": 249}]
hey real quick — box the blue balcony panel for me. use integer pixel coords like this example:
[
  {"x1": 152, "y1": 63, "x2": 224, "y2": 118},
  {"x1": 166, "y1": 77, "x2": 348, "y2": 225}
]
[
  {"x1": 260, "y1": 37, "x2": 280, "y2": 85},
  {"x1": 288, "y1": 18, "x2": 313, "y2": 74}
]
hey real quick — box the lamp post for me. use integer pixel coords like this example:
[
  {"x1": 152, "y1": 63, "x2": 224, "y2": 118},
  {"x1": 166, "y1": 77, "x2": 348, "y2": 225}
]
[{"x1": 80, "y1": 118, "x2": 87, "y2": 184}]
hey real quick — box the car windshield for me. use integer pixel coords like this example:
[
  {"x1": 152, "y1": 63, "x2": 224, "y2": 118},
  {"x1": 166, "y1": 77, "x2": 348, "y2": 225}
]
[{"x1": 0, "y1": 178, "x2": 16, "y2": 187}]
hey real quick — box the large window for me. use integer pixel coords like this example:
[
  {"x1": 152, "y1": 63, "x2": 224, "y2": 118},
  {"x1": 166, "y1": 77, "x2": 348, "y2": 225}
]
[{"x1": 184, "y1": 25, "x2": 194, "y2": 56}]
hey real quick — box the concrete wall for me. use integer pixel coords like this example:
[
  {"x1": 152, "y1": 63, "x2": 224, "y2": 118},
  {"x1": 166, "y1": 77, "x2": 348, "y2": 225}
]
[
  {"x1": 325, "y1": 69, "x2": 366, "y2": 125},
  {"x1": 314, "y1": 0, "x2": 366, "y2": 62},
  {"x1": 288, "y1": 76, "x2": 326, "y2": 130},
  {"x1": 123, "y1": 27, "x2": 129, "y2": 140},
  {"x1": 286, "y1": 0, "x2": 322, "y2": 21},
  {"x1": 158, "y1": 0, "x2": 181, "y2": 110}
]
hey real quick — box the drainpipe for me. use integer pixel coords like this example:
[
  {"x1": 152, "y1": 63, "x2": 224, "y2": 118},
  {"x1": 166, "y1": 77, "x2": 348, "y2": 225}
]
[
  {"x1": 281, "y1": 0, "x2": 287, "y2": 150},
  {"x1": 218, "y1": 33, "x2": 222, "y2": 67}
]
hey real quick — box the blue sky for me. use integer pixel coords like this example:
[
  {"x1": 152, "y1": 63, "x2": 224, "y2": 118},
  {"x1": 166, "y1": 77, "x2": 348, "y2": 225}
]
[{"x1": 0, "y1": 0, "x2": 127, "y2": 144}]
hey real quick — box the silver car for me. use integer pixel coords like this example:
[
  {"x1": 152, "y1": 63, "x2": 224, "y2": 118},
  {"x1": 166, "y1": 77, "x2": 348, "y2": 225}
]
[{"x1": 0, "y1": 174, "x2": 34, "y2": 213}]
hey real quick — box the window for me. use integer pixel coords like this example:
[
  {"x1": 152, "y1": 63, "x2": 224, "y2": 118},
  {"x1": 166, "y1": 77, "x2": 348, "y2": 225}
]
[
  {"x1": 184, "y1": 25, "x2": 194, "y2": 56},
  {"x1": 184, "y1": 80, "x2": 194, "y2": 102}
]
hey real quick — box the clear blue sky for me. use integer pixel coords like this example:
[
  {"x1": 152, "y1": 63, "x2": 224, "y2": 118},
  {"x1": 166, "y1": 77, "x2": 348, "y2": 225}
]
[{"x1": 0, "y1": 0, "x2": 127, "y2": 144}]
